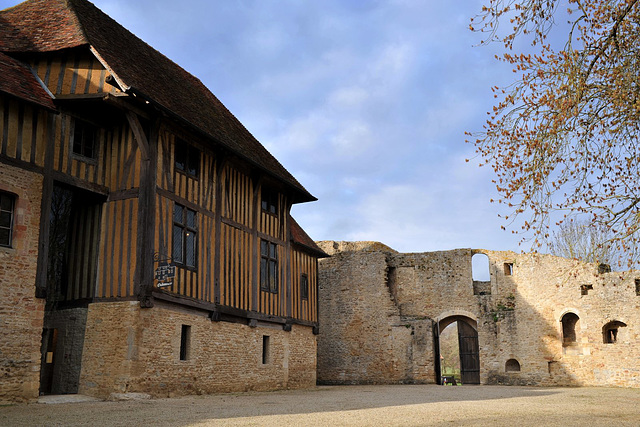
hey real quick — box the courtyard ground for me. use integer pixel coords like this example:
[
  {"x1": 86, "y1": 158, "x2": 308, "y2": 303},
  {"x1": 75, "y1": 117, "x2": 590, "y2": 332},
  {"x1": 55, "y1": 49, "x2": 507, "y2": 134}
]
[{"x1": 1, "y1": 384, "x2": 639, "y2": 426}]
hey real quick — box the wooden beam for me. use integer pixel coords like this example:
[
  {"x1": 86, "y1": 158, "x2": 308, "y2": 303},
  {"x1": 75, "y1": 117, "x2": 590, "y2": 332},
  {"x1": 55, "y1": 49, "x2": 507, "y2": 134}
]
[
  {"x1": 34, "y1": 113, "x2": 57, "y2": 298},
  {"x1": 126, "y1": 111, "x2": 149, "y2": 160}
]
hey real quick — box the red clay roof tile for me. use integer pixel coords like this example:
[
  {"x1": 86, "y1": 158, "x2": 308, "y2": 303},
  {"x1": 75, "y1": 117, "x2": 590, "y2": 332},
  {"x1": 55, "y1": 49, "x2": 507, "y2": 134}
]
[{"x1": 0, "y1": 51, "x2": 55, "y2": 110}]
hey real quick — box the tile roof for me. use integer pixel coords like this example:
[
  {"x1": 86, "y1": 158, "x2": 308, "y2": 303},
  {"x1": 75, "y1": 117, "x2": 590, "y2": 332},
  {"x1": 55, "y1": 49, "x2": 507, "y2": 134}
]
[
  {"x1": 289, "y1": 216, "x2": 328, "y2": 257},
  {"x1": 0, "y1": 51, "x2": 55, "y2": 110},
  {"x1": 0, "y1": 0, "x2": 315, "y2": 202}
]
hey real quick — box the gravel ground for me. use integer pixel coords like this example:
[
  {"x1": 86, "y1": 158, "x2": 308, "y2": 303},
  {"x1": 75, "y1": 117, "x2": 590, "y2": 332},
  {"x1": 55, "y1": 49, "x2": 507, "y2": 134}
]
[{"x1": 1, "y1": 385, "x2": 639, "y2": 426}]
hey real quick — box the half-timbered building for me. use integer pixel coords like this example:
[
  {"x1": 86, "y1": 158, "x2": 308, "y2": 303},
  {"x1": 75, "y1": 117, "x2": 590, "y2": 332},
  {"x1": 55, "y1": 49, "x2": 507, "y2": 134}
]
[{"x1": 0, "y1": 0, "x2": 325, "y2": 401}]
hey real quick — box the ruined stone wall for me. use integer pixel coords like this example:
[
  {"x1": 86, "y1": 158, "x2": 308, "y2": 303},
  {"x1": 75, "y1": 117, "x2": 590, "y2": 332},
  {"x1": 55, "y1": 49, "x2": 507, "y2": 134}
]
[
  {"x1": 79, "y1": 301, "x2": 317, "y2": 398},
  {"x1": 0, "y1": 165, "x2": 45, "y2": 403},
  {"x1": 317, "y1": 241, "x2": 640, "y2": 388},
  {"x1": 317, "y1": 243, "x2": 422, "y2": 384}
]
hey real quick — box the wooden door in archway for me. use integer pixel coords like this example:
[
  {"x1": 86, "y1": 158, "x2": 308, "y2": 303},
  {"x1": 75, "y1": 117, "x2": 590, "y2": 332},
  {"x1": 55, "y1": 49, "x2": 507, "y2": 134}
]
[{"x1": 458, "y1": 321, "x2": 480, "y2": 384}]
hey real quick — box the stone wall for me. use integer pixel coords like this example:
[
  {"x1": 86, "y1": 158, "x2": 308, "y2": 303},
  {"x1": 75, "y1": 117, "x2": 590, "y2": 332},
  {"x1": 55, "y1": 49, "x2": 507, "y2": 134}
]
[
  {"x1": 0, "y1": 165, "x2": 45, "y2": 402},
  {"x1": 79, "y1": 301, "x2": 317, "y2": 398},
  {"x1": 317, "y1": 241, "x2": 640, "y2": 388}
]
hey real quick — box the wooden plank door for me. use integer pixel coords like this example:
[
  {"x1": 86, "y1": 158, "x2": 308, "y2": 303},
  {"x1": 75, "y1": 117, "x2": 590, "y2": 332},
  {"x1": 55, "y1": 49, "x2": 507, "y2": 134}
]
[
  {"x1": 458, "y1": 321, "x2": 480, "y2": 384},
  {"x1": 39, "y1": 328, "x2": 58, "y2": 394}
]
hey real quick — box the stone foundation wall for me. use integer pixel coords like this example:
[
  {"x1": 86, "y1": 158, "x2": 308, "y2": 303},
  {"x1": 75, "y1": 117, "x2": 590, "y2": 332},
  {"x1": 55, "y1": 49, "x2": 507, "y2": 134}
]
[
  {"x1": 317, "y1": 241, "x2": 640, "y2": 388},
  {"x1": 0, "y1": 165, "x2": 44, "y2": 403},
  {"x1": 79, "y1": 301, "x2": 317, "y2": 398}
]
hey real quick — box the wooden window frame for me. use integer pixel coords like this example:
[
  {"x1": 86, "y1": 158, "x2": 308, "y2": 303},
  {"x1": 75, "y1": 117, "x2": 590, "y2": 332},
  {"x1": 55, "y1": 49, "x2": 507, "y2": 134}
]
[
  {"x1": 0, "y1": 192, "x2": 15, "y2": 248},
  {"x1": 300, "y1": 273, "x2": 309, "y2": 300},
  {"x1": 175, "y1": 139, "x2": 200, "y2": 179},
  {"x1": 173, "y1": 204, "x2": 197, "y2": 270},
  {"x1": 260, "y1": 239, "x2": 279, "y2": 293},
  {"x1": 72, "y1": 119, "x2": 98, "y2": 161},
  {"x1": 261, "y1": 188, "x2": 278, "y2": 216}
]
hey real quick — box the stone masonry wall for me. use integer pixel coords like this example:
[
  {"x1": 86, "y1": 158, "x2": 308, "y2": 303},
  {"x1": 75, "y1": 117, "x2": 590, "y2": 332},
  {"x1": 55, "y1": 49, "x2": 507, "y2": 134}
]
[
  {"x1": 317, "y1": 241, "x2": 640, "y2": 388},
  {"x1": 79, "y1": 301, "x2": 316, "y2": 398},
  {"x1": 0, "y1": 165, "x2": 45, "y2": 402}
]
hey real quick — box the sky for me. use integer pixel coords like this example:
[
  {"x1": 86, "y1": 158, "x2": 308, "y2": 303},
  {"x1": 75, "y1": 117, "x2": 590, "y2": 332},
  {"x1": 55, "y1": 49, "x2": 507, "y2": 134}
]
[{"x1": 2, "y1": 0, "x2": 529, "y2": 254}]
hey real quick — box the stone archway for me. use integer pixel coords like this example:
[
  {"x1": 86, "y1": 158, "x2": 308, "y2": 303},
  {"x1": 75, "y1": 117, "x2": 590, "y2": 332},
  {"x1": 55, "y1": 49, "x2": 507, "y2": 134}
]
[{"x1": 434, "y1": 315, "x2": 480, "y2": 385}]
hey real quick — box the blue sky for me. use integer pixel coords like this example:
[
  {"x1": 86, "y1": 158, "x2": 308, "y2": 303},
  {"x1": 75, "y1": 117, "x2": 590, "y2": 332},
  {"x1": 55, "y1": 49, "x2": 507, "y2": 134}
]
[{"x1": 3, "y1": 0, "x2": 528, "y2": 253}]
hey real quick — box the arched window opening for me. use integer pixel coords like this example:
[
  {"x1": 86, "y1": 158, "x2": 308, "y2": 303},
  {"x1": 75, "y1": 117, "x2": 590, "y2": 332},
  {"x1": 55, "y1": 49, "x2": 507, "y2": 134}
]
[
  {"x1": 602, "y1": 321, "x2": 627, "y2": 344},
  {"x1": 561, "y1": 313, "x2": 580, "y2": 346},
  {"x1": 505, "y1": 359, "x2": 521, "y2": 372},
  {"x1": 472, "y1": 253, "x2": 490, "y2": 281}
]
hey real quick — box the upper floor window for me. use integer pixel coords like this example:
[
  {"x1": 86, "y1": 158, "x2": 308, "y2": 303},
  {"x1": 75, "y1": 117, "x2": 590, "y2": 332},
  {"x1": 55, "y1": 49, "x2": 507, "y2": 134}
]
[
  {"x1": 175, "y1": 139, "x2": 200, "y2": 178},
  {"x1": 173, "y1": 204, "x2": 197, "y2": 269},
  {"x1": 260, "y1": 240, "x2": 278, "y2": 293},
  {"x1": 73, "y1": 119, "x2": 97, "y2": 159},
  {"x1": 0, "y1": 192, "x2": 15, "y2": 247},
  {"x1": 261, "y1": 189, "x2": 278, "y2": 215},
  {"x1": 301, "y1": 274, "x2": 309, "y2": 300}
]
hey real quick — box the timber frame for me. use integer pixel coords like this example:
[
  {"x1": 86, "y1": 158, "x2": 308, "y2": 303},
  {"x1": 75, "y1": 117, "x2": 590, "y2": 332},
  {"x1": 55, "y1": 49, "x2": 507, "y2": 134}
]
[{"x1": 0, "y1": 0, "x2": 325, "y2": 329}]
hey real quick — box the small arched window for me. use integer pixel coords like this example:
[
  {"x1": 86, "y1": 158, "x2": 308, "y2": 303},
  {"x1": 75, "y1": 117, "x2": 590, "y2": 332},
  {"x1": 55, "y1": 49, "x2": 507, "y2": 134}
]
[
  {"x1": 561, "y1": 313, "x2": 580, "y2": 346},
  {"x1": 505, "y1": 359, "x2": 521, "y2": 372},
  {"x1": 602, "y1": 321, "x2": 627, "y2": 344}
]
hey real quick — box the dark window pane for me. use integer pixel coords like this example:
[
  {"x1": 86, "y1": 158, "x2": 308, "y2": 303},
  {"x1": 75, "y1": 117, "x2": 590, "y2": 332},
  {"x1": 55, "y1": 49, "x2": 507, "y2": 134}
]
[
  {"x1": 188, "y1": 148, "x2": 199, "y2": 176},
  {"x1": 260, "y1": 258, "x2": 268, "y2": 290},
  {"x1": 270, "y1": 260, "x2": 278, "y2": 292},
  {"x1": 172, "y1": 225, "x2": 183, "y2": 263},
  {"x1": 173, "y1": 204, "x2": 183, "y2": 223},
  {"x1": 301, "y1": 275, "x2": 309, "y2": 299},
  {"x1": 0, "y1": 211, "x2": 11, "y2": 227},
  {"x1": 0, "y1": 194, "x2": 12, "y2": 211},
  {"x1": 270, "y1": 242, "x2": 277, "y2": 258},
  {"x1": 0, "y1": 228, "x2": 9, "y2": 246},
  {"x1": 84, "y1": 142, "x2": 94, "y2": 159},
  {"x1": 186, "y1": 231, "x2": 196, "y2": 267},
  {"x1": 261, "y1": 240, "x2": 268, "y2": 256},
  {"x1": 73, "y1": 121, "x2": 96, "y2": 159},
  {"x1": 175, "y1": 144, "x2": 186, "y2": 171},
  {"x1": 261, "y1": 199, "x2": 267, "y2": 211},
  {"x1": 186, "y1": 209, "x2": 196, "y2": 228}
]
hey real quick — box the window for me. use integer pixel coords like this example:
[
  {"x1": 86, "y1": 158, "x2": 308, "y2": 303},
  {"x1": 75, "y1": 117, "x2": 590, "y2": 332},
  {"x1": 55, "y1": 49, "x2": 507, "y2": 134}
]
[
  {"x1": 472, "y1": 253, "x2": 490, "y2": 281},
  {"x1": 261, "y1": 189, "x2": 278, "y2": 215},
  {"x1": 262, "y1": 335, "x2": 270, "y2": 364},
  {"x1": 180, "y1": 325, "x2": 191, "y2": 361},
  {"x1": 173, "y1": 204, "x2": 197, "y2": 268},
  {"x1": 505, "y1": 359, "x2": 521, "y2": 372},
  {"x1": 301, "y1": 274, "x2": 309, "y2": 300},
  {"x1": 0, "y1": 192, "x2": 15, "y2": 247},
  {"x1": 603, "y1": 321, "x2": 626, "y2": 344},
  {"x1": 561, "y1": 313, "x2": 579, "y2": 345},
  {"x1": 635, "y1": 279, "x2": 640, "y2": 296},
  {"x1": 73, "y1": 119, "x2": 97, "y2": 159},
  {"x1": 260, "y1": 240, "x2": 278, "y2": 293},
  {"x1": 503, "y1": 263, "x2": 513, "y2": 276},
  {"x1": 580, "y1": 284, "x2": 593, "y2": 295},
  {"x1": 175, "y1": 139, "x2": 200, "y2": 178}
]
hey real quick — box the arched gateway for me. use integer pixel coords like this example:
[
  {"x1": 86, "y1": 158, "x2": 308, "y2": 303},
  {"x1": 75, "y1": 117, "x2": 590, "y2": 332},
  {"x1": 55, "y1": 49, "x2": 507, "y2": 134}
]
[{"x1": 434, "y1": 315, "x2": 480, "y2": 385}]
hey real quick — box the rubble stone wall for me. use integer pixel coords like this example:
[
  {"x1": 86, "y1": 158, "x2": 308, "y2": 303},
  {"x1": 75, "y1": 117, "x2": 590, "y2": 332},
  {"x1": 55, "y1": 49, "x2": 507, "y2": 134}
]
[
  {"x1": 317, "y1": 241, "x2": 640, "y2": 388},
  {"x1": 79, "y1": 301, "x2": 317, "y2": 398},
  {"x1": 0, "y1": 166, "x2": 45, "y2": 403}
]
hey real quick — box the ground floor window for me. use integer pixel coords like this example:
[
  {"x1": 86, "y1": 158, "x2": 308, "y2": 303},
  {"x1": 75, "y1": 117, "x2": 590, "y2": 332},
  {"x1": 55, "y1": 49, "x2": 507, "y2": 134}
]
[{"x1": 0, "y1": 192, "x2": 15, "y2": 247}]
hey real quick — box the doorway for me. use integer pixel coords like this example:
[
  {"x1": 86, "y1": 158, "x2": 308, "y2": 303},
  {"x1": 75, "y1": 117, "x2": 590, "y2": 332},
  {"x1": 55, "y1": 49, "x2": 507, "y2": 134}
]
[
  {"x1": 434, "y1": 316, "x2": 480, "y2": 385},
  {"x1": 39, "y1": 183, "x2": 103, "y2": 395}
]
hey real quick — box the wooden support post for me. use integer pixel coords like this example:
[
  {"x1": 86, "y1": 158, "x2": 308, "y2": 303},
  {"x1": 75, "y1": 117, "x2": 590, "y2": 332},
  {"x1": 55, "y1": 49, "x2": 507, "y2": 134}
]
[
  {"x1": 34, "y1": 113, "x2": 57, "y2": 299},
  {"x1": 127, "y1": 112, "x2": 157, "y2": 308}
]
